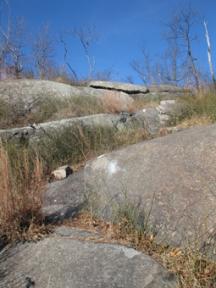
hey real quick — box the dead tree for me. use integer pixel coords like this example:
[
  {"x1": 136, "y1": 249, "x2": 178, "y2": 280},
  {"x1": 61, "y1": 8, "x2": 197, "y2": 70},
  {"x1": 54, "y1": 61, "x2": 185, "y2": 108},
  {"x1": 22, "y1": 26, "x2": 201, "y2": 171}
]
[{"x1": 203, "y1": 20, "x2": 216, "y2": 86}]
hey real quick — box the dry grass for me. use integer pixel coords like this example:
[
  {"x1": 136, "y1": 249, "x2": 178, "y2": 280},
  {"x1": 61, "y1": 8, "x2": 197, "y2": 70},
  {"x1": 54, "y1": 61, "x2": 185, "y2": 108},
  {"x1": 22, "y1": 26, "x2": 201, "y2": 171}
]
[
  {"x1": 176, "y1": 88, "x2": 216, "y2": 125},
  {"x1": 101, "y1": 91, "x2": 134, "y2": 113},
  {"x1": 176, "y1": 115, "x2": 212, "y2": 129},
  {"x1": 65, "y1": 212, "x2": 216, "y2": 288},
  {"x1": 0, "y1": 125, "x2": 149, "y2": 243},
  {"x1": 0, "y1": 143, "x2": 49, "y2": 243}
]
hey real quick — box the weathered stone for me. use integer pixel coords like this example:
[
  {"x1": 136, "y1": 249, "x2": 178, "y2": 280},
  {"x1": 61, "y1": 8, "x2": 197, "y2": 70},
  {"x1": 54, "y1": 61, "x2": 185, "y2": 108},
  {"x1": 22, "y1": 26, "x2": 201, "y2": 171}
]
[
  {"x1": 89, "y1": 80, "x2": 149, "y2": 94},
  {"x1": 50, "y1": 165, "x2": 73, "y2": 181},
  {"x1": 0, "y1": 228, "x2": 177, "y2": 288},
  {"x1": 83, "y1": 124, "x2": 216, "y2": 251}
]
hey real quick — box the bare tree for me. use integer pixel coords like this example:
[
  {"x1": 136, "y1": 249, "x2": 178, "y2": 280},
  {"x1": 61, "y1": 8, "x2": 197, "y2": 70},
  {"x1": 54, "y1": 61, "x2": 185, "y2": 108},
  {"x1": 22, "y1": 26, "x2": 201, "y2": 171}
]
[
  {"x1": 131, "y1": 50, "x2": 152, "y2": 84},
  {"x1": 59, "y1": 33, "x2": 78, "y2": 81},
  {"x1": 73, "y1": 26, "x2": 98, "y2": 79},
  {"x1": 177, "y1": 8, "x2": 200, "y2": 89},
  {"x1": 6, "y1": 18, "x2": 26, "y2": 78},
  {"x1": 164, "y1": 15, "x2": 181, "y2": 84},
  {"x1": 33, "y1": 24, "x2": 55, "y2": 79},
  {"x1": 165, "y1": 7, "x2": 201, "y2": 89},
  {"x1": 0, "y1": 0, "x2": 11, "y2": 78},
  {"x1": 203, "y1": 20, "x2": 216, "y2": 86}
]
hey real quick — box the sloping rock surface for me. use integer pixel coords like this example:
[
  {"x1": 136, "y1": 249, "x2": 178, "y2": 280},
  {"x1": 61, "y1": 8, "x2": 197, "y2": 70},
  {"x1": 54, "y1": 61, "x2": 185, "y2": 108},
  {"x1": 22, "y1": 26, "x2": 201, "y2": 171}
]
[
  {"x1": 0, "y1": 227, "x2": 176, "y2": 288},
  {"x1": 89, "y1": 80, "x2": 149, "y2": 94},
  {"x1": 83, "y1": 124, "x2": 216, "y2": 249}
]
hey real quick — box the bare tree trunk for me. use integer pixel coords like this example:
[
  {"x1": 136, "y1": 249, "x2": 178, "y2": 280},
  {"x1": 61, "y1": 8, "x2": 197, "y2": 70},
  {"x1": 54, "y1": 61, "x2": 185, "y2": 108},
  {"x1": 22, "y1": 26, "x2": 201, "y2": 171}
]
[
  {"x1": 60, "y1": 35, "x2": 78, "y2": 80},
  {"x1": 186, "y1": 36, "x2": 200, "y2": 89},
  {"x1": 204, "y1": 20, "x2": 216, "y2": 87}
]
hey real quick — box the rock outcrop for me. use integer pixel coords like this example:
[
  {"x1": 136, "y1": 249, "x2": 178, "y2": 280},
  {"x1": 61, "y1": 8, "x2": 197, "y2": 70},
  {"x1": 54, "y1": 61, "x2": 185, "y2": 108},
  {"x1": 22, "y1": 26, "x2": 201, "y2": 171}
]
[
  {"x1": 88, "y1": 80, "x2": 149, "y2": 94},
  {"x1": 89, "y1": 81, "x2": 191, "y2": 101},
  {"x1": 0, "y1": 227, "x2": 176, "y2": 288},
  {"x1": 0, "y1": 79, "x2": 134, "y2": 118}
]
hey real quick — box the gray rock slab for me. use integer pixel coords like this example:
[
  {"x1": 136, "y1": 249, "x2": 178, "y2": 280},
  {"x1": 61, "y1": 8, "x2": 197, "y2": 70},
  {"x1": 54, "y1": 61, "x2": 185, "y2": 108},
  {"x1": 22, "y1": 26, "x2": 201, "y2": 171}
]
[
  {"x1": 83, "y1": 124, "x2": 216, "y2": 250},
  {"x1": 89, "y1": 80, "x2": 149, "y2": 94},
  {"x1": 0, "y1": 228, "x2": 176, "y2": 288}
]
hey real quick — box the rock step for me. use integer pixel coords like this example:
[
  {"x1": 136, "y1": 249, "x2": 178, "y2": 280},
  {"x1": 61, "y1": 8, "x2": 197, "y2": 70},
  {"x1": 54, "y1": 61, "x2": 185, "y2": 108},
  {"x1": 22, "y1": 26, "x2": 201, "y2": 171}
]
[{"x1": 0, "y1": 227, "x2": 176, "y2": 288}]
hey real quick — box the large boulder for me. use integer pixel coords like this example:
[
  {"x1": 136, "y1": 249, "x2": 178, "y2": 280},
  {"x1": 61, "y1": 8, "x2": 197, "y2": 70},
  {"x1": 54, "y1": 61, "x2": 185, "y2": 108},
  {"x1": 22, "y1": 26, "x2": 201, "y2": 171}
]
[
  {"x1": 0, "y1": 227, "x2": 176, "y2": 288},
  {"x1": 89, "y1": 80, "x2": 149, "y2": 94},
  {"x1": 83, "y1": 124, "x2": 216, "y2": 251}
]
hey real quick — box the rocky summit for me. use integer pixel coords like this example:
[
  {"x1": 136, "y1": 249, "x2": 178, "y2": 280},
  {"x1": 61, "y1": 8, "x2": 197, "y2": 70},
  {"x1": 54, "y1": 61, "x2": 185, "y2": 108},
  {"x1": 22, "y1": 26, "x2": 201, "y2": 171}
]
[{"x1": 0, "y1": 79, "x2": 216, "y2": 288}]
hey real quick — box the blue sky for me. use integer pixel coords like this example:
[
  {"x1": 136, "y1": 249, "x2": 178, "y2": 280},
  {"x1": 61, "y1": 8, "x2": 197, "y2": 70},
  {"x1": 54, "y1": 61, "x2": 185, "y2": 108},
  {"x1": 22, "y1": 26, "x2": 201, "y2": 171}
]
[{"x1": 9, "y1": 0, "x2": 216, "y2": 82}]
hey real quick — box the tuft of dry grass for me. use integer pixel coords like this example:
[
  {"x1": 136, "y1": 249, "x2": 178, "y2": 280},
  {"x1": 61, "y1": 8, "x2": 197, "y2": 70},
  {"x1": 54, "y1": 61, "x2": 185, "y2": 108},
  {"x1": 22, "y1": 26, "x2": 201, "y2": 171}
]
[
  {"x1": 176, "y1": 115, "x2": 212, "y2": 129},
  {"x1": 101, "y1": 91, "x2": 134, "y2": 113},
  {"x1": 65, "y1": 212, "x2": 216, "y2": 288},
  {"x1": 0, "y1": 142, "x2": 49, "y2": 243}
]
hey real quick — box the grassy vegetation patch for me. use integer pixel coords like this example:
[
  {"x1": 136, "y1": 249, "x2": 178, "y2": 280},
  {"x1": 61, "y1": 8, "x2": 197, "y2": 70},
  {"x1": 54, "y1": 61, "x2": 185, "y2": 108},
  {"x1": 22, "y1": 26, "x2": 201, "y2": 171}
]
[{"x1": 172, "y1": 88, "x2": 216, "y2": 126}]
